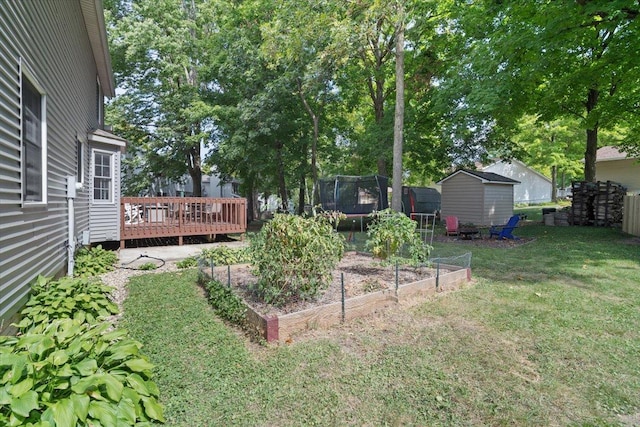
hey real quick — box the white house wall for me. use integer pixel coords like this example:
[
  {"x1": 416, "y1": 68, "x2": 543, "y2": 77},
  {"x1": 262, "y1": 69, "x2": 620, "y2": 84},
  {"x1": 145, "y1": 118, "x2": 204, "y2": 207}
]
[
  {"x1": 483, "y1": 160, "x2": 551, "y2": 204},
  {"x1": 596, "y1": 159, "x2": 640, "y2": 195},
  {"x1": 0, "y1": 1, "x2": 102, "y2": 329}
]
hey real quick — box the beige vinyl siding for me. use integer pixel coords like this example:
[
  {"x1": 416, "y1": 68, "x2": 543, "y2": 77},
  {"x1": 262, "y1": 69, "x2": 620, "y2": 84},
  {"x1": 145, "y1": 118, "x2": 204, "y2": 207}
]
[
  {"x1": 0, "y1": 1, "x2": 102, "y2": 328},
  {"x1": 596, "y1": 159, "x2": 640, "y2": 194},
  {"x1": 483, "y1": 184, "x2": 515, "y2": 225},
  {"x1": 440, "y1": 174, "x2": 484, "y2": 225}
]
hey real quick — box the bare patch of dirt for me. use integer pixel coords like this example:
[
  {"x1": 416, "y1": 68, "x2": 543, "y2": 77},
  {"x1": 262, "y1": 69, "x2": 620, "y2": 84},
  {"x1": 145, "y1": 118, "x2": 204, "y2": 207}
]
[{"x1": 212, "y1": 252, "x2": 447, "y2": 316}]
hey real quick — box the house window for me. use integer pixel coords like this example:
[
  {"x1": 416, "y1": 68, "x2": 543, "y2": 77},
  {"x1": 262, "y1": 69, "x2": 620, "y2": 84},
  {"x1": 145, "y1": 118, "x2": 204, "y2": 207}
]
[
  {"x1": 93, "y1": 151, "x2": 113, "y2": 202},
  {"x1": 21, "y1": 68, "x2": 47, "y2": 203}
]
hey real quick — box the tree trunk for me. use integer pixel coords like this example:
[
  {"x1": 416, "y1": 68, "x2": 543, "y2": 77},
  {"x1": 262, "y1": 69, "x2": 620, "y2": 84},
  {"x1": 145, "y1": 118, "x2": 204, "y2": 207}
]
[
  {"x1": 296, "y1": 79, "x2": 320, "y2": 203},
  {"x1": 276, "y1": 140, "x2": 288, "y2": 211},
  {"x1": 391, "y1": 16, "x2": 405, "y2": 212},
  {"x1": 188, "y1": 143, "x2": 202, "y2": 197},
  {"x1": 298, "y1": 174, "x2": 306, "y2": 215},
  {"x1": 551, "y1": 165, "x2": 557, "y2": 203},
  {"x1": 584, "y1": 88, "x2": 599, "y2": 182}
]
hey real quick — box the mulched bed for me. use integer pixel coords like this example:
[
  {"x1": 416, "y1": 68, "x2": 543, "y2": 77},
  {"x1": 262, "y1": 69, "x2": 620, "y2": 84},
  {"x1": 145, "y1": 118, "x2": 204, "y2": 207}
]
[{"x1": 210, "y1": 252, "x2": 449, "y2": 317}]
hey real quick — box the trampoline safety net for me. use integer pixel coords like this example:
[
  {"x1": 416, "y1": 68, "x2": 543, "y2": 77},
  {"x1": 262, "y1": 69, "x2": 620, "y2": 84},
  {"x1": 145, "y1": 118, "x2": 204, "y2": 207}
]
[{"x1": 317, "y1": 175, "x2": 389, "y2": 215}]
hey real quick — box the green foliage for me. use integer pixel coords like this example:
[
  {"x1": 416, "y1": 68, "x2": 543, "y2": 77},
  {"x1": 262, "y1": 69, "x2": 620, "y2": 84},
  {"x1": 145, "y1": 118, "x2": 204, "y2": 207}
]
[
  {"x1": 249, "y1": 213, "x2": 344, "y2": 306},
  {"x1": 0, "y1": 319, "x2": 164, "y2": 426},
  {"x1": 15, "y1": 276, "x2": 119, "y2": 334},
  {"x1": 74, "y1": 245, "x2": 118, "y2": 278},
  {"x1": 200, "y1": 279, "x2": 247, "y2": 326},
  {"x1": 199, "y1": 246, "x2": 251, "y2": 267},
  {"x1": 138, "y1": 262, "x2": 158, "y2": 271},
  {"x1": 176, "y1": 256, "x2": 198, "y2": 269},
  {"x1": 366, "y1": 209, "x2": 431, "y2": 265}
]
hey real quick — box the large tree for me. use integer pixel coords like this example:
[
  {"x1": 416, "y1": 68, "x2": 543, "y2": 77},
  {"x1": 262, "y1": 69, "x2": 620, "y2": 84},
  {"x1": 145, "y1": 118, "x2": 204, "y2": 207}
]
[
  {"x1": 106, "y1": 0, "x2": 217, "y2": 196},
  {"x1": 448, "y1": 0, "x2": 640, "y2": 181}
]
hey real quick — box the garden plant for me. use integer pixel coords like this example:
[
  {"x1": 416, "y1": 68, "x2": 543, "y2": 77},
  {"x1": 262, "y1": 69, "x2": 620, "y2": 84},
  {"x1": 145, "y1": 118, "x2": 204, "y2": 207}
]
[
  {"x1": 366, "y1": 208, "x2": 431, "y2": 265},
  {"x1": 248, "y1": 213, "x2": 344, "y2": 306}
]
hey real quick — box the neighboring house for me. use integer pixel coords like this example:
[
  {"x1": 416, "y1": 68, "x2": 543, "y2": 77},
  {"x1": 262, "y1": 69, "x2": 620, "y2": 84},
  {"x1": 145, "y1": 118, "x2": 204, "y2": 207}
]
[
  {"x1": 595, "y1": 146, "x2": 640, "y2": 194},
  {"x1": 0, "y1": 1, "x2": 121, "y2": 331},
  {"x1": 437, "y1": 169, "x2": 519, "y2": 226},
  {"x1": 482, "y1": 159, "x2": 552, "y2": 204},
  {"x1": 150, "y1": 173, "x2": 240, "y2": 198}
]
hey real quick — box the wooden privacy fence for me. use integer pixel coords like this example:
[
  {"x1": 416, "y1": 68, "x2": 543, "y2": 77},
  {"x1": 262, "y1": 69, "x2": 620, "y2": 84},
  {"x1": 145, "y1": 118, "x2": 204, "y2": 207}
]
[
  {"x1": 622, "y1": 195, "x2": 640, "y2": 237},
  {"x1": 120, "y1": 197, "x2": 247, "y2": 248}
]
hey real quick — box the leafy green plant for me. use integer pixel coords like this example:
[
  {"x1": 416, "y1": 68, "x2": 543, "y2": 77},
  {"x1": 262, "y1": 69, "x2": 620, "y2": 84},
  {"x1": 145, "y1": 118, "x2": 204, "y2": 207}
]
[
  {"x1": 0, "y1": 318, "x2": 164, "y2": 426},
  {"x1": 249, "y1": 213, "x2": 344, "y2": 306},
  {"x1": 366, "y1": 209, "x2": 431, "y2": 265},
  {"x1": 15, "y1": 276, "x2": 118, "y2": 333},
  {"x1": 74, "y1": 245, "x2": 118, "y2": 278},
  {"x1": 200, "y1": 279, "x2": 247, "y2": 326},
  {"x1": 138, "y1": 262, "x2": 158, "y2": 271},
  {"x1": 199, "y1": 246, "x2": 251, "y2": 266},
  {"x1": 176, "y1": 256, "x2": 198, "y2": 269}
]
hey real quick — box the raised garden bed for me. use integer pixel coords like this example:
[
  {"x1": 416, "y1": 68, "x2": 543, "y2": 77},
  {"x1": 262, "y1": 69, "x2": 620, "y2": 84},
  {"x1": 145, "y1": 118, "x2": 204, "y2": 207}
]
[{"x1": 202, "y1": 252, "x2": 471, "y2": 342}]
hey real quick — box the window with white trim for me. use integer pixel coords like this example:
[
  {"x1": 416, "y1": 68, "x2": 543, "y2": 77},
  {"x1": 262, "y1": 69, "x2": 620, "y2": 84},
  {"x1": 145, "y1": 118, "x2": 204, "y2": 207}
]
[
  {"x1": 93, "y1": 150, "x2": 113, "y2": 202},
  {"x1": 21, "y1": 68, "x2": 47, "y2": 203}
]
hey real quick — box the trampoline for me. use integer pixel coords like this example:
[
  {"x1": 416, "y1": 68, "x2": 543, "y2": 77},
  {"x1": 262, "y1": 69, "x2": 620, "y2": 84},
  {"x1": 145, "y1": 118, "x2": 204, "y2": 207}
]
[{"x1": 317, "y1": 175, "x2": 389, "y2": 215}]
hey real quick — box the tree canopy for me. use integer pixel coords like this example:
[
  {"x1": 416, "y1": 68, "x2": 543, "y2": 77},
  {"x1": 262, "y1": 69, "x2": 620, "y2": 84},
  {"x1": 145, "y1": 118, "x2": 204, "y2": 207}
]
[{"x1": 105, "y1": 0, "x2": 640, "y2": 210}]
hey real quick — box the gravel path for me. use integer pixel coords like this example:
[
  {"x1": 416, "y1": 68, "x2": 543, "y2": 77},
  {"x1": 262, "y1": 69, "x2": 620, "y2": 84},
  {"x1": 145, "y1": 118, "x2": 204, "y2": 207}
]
[{"x1": 101, "y1": 259, "x2": 180, "y2": 324}]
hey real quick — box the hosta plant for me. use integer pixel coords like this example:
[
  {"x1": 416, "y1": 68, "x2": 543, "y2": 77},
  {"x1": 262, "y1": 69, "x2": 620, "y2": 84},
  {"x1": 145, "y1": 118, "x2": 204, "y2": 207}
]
[
  {"x1": 74, "y1": 245, "x2": 118, "y2": 278},
  {"x1": 249, "y1": 213, "x2": 344, "y2": 306},
  {"x1": 0, "y1": 318, "x2": 164, "y2": 426},
  {"x1": 15, "y1": 276, "x2": 118, "y2": 334}
]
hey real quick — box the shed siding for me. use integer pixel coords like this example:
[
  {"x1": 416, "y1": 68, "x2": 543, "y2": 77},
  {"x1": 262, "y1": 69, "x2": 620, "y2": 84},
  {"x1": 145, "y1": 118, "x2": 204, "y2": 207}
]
[
  {"x1": 440, "y1": 174, "x2": 484, "y2": 225},
  {"x1": 0, "y1": 1, "x2": 101, "y2": 328},
  {"x1": 483, "y1": 184, "x2": 515, "y2": 225}
]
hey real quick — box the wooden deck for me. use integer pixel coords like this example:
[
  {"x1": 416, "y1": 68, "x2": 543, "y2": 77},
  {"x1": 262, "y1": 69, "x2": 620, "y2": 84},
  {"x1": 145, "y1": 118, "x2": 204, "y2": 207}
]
[{"x1": 120, "y1": 197, "x2": 247, "y2": 248}]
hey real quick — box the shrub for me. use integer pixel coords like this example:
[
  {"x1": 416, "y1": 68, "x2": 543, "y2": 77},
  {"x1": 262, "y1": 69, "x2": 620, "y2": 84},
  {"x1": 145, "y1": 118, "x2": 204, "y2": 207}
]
[
  {"x1": 0, "y1": 319, "x2": 164, "y2": 426},
  {"x1": 15, "y1": 276, "x2": 119, "y2": 334},
  {"x1": 200, "y1": 279, "x2": 247, "y2": 326},
  {"x1": 199, "y1": 246, "x2": 251, "y2": 267},
  {"x1": 249, "y1": 213, "x2": 344, "y2": 306},
  {"x1": 138, "y1": 262, "x2": 157, "y2": 271},
  {"x1": 366, "y1": 209, "x2": 431, "y2": 265},
  {"x1": 176, "y1": 256, "x2": 198, "y2": 269},
  {"x1": 74, "y1": 245, "x2": 118, "y2": 278}
]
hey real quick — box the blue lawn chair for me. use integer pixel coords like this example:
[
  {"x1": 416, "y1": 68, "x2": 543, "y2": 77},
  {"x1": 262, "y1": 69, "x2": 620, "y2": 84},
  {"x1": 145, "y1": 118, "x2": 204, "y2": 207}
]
[{"x1": 489, "y1": 215, "x2": 520, "y2": 240}]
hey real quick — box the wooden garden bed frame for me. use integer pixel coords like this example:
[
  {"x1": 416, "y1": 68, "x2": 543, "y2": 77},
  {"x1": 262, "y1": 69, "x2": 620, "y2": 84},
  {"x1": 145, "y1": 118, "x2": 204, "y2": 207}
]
[{"x1": 243, "y1": 265, "x2": 471, "y2": 342}]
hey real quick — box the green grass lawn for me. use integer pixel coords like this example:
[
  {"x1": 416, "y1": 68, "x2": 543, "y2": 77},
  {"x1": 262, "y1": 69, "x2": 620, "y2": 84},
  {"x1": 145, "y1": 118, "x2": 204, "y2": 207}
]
[{"x1": 121, "y1": 225, "x2": 640, "y2": 426}]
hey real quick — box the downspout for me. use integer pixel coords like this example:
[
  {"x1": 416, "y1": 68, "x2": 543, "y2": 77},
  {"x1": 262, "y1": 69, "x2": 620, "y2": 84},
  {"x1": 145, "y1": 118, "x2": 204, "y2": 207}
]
[{"x1": 67, "y1": 175, "x2": 77, "y2": 277}]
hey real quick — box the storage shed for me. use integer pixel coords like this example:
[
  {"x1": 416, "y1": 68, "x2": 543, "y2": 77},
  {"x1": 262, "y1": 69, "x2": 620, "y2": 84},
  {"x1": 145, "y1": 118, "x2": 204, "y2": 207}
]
[{"x1": 437, "y1": 169, "x2": 520, "y2": 226}]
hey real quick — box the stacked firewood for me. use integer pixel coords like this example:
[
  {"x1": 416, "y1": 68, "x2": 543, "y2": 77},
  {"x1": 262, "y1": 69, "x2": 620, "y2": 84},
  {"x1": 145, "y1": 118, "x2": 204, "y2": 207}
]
[{"x1": 570, "y1": 181, "x2": 626, "y2": 226}]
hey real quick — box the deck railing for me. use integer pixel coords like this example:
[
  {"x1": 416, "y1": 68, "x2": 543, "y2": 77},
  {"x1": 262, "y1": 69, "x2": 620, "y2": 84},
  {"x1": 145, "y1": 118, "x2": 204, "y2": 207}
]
[{"x1": 120, "y1": 197, "x2": 247, "y2": 248}]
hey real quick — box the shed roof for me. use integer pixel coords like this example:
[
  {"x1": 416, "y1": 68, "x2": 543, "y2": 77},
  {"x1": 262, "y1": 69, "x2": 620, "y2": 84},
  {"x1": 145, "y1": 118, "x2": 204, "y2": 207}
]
[
  {"x1": 437, "y1": 169, "x2": 520, "y2": 185},
  {"x1": 483, "y1": 159, "x2": 551, "y2": 184}
]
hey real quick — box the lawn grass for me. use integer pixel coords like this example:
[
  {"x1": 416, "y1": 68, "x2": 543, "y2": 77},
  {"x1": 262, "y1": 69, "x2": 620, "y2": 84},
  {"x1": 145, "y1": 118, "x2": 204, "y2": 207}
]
[{"x1": 121, "y1": 224, "x2": 640, "y2": 426}]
